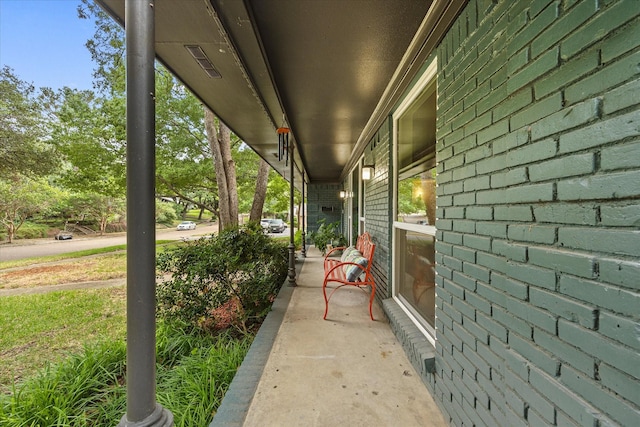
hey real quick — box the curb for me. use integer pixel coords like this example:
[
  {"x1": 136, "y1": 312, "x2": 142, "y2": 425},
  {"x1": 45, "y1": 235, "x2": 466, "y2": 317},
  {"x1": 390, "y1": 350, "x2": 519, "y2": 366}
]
[{"x1": 209, "y1": 256, "x2": 304, "y2": 427}]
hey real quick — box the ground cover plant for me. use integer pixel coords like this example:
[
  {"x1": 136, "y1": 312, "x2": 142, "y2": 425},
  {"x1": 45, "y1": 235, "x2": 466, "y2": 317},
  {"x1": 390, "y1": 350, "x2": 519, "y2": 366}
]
[{"x1": 0, "y1": 321, "x2": 252, "y2": 426}]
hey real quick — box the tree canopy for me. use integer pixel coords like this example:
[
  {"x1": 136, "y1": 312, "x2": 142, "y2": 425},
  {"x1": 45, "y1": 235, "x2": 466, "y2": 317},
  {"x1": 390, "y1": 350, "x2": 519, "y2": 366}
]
[
  {"x1": 0, "y1": 2, "x2": 293, "y2": 241},
  {"x1": 0, "y1": 66, "x2": 58, "y2": 179}
]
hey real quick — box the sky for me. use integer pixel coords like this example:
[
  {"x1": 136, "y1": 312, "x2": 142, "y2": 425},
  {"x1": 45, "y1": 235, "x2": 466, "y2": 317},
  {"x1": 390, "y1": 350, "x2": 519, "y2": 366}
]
[{"x1": 0, "y1": 0, "x2": 96, "y2": 91}]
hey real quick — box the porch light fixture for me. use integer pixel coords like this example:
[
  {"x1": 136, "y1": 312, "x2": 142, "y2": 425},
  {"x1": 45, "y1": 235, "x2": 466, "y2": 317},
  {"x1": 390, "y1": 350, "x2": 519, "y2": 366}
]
[
  {"x1": 185, "y1": 45, "x2": 221, "y2": 78},
  {"x1": 362, "y1": 165, "x2": 375, "y2": 180},
  {"x1": 339, "y1": 191, "x2": 346, "y2": 199}
]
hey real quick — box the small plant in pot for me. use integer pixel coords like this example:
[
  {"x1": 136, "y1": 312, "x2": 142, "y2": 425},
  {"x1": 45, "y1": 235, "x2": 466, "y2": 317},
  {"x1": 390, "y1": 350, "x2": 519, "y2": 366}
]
[{"x1": 309, "y1": 219, "x2": 348, "y2": 255}]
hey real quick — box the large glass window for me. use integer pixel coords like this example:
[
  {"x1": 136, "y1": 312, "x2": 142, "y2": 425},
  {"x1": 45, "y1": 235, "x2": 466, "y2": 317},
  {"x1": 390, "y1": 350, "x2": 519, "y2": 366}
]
[{"x1": 393, "y1": 59, "x2": 437, "y2": 337}]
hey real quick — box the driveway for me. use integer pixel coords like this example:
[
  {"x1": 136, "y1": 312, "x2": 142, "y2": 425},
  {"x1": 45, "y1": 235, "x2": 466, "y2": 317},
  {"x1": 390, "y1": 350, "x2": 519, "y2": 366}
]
[{"x1": 0, "y1": 223, "x2": 218, "y2": 262}]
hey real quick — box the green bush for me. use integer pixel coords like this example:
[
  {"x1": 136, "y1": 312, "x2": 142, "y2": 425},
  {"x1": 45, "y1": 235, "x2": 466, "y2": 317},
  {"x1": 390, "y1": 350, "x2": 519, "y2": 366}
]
[
  {"x1": 294, "y1": 229, "x2": 303, "y2": 250},
  {"x1": 156, "y1": 200, "x2": 178, "y2": 226},
  {"x1": 156, "y1": 222, "x2": 288, "y2": 332}
]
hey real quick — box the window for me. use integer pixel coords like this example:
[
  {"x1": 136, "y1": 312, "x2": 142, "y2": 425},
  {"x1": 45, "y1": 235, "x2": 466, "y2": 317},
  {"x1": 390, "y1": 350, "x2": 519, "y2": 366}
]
[
  {"x1": 393, "y1": 58, "x2": 437, "y2": 340},
  {"x1": 343, "y1": 162, "x2": 363, "y2": 246}
]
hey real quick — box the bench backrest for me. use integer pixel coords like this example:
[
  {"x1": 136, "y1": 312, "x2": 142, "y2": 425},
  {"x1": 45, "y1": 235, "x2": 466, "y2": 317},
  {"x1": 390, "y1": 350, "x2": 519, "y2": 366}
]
[
  {"x1": 358, "y1": 233, "x2": 375, "y2": 274},
  {"x1": 355, "y1": 232, "x2": 372, "y2": 254}
]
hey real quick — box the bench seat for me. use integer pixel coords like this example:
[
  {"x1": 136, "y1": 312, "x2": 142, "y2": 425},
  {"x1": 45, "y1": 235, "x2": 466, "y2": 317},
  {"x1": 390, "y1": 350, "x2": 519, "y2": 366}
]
[{"x1": 322, "y1": 233, "x2": 376, "y2": 320}]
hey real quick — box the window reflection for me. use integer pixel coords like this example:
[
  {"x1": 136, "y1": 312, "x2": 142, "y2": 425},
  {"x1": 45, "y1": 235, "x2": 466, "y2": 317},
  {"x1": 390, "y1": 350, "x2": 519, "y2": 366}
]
[
  {"x1": 397, "y1": 168, "x2": 436, "y2": 225},
  {"x1": 396, "y1": 229, "x2": 436, "y2": 327}
]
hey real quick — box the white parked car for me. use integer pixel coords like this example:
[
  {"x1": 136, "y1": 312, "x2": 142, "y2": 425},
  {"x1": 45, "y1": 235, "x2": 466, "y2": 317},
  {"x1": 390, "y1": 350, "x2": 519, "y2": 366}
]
[{"x1": 177, "y1": 221, "x2": 197, "y2": 230}]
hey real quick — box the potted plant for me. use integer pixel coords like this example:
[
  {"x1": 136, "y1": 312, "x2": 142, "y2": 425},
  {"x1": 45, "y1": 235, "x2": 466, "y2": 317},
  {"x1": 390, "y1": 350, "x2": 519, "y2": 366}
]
[{"x1": 309, "y1": 219, "x2": 348, "y2": 255}]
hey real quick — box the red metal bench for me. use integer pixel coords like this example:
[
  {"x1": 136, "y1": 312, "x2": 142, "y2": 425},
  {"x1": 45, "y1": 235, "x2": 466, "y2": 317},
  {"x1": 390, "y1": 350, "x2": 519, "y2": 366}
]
[{"x1": 322, "y1": 233, "x2": 376, "y2": 320}]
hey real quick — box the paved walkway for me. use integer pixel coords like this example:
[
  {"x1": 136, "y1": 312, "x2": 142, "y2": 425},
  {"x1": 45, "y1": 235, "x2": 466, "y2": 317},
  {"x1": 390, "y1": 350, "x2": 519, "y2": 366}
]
[{"x1": 211, "y1": 246, "x2": 446, "y2": 427}]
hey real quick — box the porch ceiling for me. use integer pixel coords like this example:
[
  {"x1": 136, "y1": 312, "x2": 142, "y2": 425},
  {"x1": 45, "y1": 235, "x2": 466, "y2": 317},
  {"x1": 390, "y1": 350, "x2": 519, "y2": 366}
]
[{"x1": 97, "y1": 0, "x2": 463, "y2": 184}]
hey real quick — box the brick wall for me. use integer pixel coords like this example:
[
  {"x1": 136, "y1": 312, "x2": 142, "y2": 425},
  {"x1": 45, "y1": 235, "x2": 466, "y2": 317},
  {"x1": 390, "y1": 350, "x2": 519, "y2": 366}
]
[
  {"x1": 307, "y1": 183, "x2": 343, "y2": 238},
  {"x1": 362, "y1": 119, "x2": 392, "y2": 299},
  {"x1": 434, "y1": 0, "x2": 640, "y2": 426}
]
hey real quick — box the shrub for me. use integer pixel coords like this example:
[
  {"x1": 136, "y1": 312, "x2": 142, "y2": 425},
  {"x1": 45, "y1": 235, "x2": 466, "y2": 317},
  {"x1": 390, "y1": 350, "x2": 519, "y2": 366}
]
[
  {"x1": 156, "y1": 222, "x2": 288, "y2": 332},
  {"x1": 155, "y1": 200, "x2": 178, "y2": 226}
]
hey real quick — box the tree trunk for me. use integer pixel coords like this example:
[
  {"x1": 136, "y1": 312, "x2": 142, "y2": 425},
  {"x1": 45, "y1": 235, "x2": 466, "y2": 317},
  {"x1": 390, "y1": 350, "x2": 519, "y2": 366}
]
[
  {"x1": 219, "y1": 122, "x2": 239, "y2": 227},
  {"x1": 7, "y1": 223, "x2": 15, "y2": 243},
  {"x1": 421, "y1": 172, "x2": 436, "y2": 226},
  {"x1": 249, "y1": 158, "x2": 270, "y2": 222},
  {"x1": 205, "y1": 107, "x2": 238, "y2": 231}
]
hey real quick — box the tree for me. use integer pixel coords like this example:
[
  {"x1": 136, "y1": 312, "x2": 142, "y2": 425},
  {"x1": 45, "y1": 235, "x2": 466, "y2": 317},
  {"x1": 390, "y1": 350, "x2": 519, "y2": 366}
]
[
  {"x1": 250, "y1": 159, "x2": 270, "y2": 221},
  {"x1": 0, "y1": 177, "x2": 59, "y2": 242},
  {"x1": 68, "y1": 193, "x2": 126, "y2": 235},
  {"x1": 264, "y1": 171, "x2": 301, "y2": 219},
  {"x1": 205, "y1": 108, "x2": 239, "y2": 231},
  {"x1": 0, "y1": 66, "x2": 57, "y2": 179},
  {"x1": 78, "y1": 1, "x2": 273, "y2": 228},
  {"x1": 153, "y1": 68, "x2": 219, "y2": 217},
  {"x1": 47, "y1": 88, "x2": 126, "y2": 197}
]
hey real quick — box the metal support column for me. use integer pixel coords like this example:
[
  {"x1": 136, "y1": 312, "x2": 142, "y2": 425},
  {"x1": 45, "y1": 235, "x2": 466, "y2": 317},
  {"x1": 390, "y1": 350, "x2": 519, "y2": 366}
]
[
  {"x1": 301, "y1": 173, "x2": 306, "y2": 257},
  {"x1": 118, "y1": 0, "x2": 173, "y2": 425},
  {"x1": 287, "y1": 145, "x2": 296, "y2": 286}
]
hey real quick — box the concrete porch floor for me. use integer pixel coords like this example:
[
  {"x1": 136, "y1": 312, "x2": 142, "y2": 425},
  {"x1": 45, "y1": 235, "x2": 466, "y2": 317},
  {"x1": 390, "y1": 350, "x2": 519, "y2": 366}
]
[{"x1": 211, "y1": 246, "x2": 446, "y2": 427}]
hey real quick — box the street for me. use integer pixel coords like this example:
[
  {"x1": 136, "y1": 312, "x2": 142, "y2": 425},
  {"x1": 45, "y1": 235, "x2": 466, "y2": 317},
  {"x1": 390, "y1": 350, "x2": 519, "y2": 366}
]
[{"x1": 0, "y1": 223, "x2": 218, "y2": 262}]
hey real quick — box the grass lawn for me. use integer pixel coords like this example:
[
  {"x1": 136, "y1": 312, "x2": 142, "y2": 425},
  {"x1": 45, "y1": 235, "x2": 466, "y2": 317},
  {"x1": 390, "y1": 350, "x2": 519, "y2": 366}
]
[
  {"x1": 0, "y1": 254, "x2": 126, "y2": 289},
  {"x1": 0, "y1": 241, "x2": 179, "y2": 388},
  {"x1": 0, "y1": 286, "x2": 126, "y2": 392}
]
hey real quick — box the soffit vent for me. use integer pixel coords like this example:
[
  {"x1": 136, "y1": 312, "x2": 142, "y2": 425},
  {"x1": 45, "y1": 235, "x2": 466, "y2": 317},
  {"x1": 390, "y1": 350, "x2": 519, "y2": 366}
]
[{"x1": 185, "y1": 45, "x2": 221, "y2": 79}]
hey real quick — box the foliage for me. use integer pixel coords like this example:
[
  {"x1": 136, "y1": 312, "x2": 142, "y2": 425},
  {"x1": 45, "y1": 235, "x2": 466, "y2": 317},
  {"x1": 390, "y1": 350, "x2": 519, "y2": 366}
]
[
  {"x1": 64, "y1": 193, "x2": 126, "y2": 235},
  {"x1": 0, "y1": 66, "x2": 58, "y2": 179},
  {"x1": 156, "y1": 222, "x2": 288, "y2": 332},
  {"x1": 46, "y1": 87, "x2": 127, "y2": 198},
  {"x1": 0, "y1": 176, "x2": 62, "y2": 243},
  {"x1": 0, "y1": 221, "x2": 49, "y2": 240},
  {"x1": 295, "y1": 229, "x2": 304, "y2": 250},
  {"x1": 272, "y1": 229, "x2": 304, "y2": 250},
  {"x1": 155, "y1": 199, "x2": 178, "y2": 226},
  {"x1": 156, "y1": 323, "x2": 253, "y2": 426},
  {"x1": 0, "y1": 320, "x2": 252, "y2": 427},
  {"x1": 264, "y1": 170, "x2": 301, "y2": 215},
  {"x1": 309, "y1": 219, "x2": 347, "y2": 255}
]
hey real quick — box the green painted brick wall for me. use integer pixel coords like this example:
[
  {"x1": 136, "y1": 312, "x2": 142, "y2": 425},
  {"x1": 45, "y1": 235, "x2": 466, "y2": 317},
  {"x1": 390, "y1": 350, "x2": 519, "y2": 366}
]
[
  {"x1": 433, "y1": 0, "x2": 640, "y2": 426},
  {"x1": 307, "y1": 183, "x2": 343, "y2": 237},
  {"x1": 360, "y1": 120, "x2": 392, "y2": 300}
]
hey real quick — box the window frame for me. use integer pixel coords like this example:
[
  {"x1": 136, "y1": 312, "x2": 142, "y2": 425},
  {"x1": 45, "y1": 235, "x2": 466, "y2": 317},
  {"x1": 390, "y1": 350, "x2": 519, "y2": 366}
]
[
  {"x1": 345, "y1": 159, "x2": 365, "y2": 246},
  {"x1": 392, "y1": 57, "x2": 438, "y2": 345}
]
